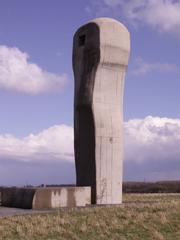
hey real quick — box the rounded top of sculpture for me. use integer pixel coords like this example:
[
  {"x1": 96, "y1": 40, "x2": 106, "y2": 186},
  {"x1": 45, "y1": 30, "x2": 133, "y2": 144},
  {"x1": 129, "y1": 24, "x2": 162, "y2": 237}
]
[
  {"x1": 73, "y1": 17, "x2": 130, "y2": 66},
  {"x1": 88, "y1": 17, "x2": 130, "y2": 53},
  {"x1": 90, "y1": 17, "x2": 129, "y2": 33}
]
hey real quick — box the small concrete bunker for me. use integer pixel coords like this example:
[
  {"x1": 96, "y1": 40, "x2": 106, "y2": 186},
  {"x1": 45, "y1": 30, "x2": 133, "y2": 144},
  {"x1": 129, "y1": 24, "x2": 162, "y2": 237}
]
[{"x1": 1, "y1": 187, "x2": 91, "y2": 209}]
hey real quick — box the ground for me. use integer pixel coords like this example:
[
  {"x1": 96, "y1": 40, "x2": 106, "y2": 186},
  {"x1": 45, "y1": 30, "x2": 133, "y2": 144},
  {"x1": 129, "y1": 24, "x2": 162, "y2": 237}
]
[{"x1": 0, "y1": 193, "x2": 179, "y2": 240}]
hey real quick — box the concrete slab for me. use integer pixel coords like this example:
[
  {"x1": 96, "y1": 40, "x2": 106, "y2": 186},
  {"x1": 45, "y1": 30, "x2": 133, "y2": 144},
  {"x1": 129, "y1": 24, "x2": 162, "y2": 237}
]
[{"x1": 1, "y1": 186, "x2": 91, "y2": 209}]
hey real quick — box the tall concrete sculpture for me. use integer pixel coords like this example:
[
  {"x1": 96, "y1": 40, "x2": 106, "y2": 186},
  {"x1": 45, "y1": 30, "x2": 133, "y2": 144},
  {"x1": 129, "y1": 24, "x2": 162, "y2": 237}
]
[{"x1": 73, "y1": 18, "x2": 130, "y2": 204}]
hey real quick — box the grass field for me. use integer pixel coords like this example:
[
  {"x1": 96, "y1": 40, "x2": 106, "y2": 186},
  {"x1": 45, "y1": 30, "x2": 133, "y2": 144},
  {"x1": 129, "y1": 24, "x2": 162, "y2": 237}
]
[{"x1": 0, "y1": 194, "x2": 179, "y2": 240}]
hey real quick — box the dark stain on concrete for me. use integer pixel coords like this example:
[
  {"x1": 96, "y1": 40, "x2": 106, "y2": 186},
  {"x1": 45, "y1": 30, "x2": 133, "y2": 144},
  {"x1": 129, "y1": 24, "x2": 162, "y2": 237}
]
[
  {"x1": 73, "y1": 22, "x2": 100, "y2": 204},
  {"x1": 67, "y1": 188, "x2": 76, "y2": 207},
  {"x1": 1, "y1": 188, "x2": 36, "y2": 209}
]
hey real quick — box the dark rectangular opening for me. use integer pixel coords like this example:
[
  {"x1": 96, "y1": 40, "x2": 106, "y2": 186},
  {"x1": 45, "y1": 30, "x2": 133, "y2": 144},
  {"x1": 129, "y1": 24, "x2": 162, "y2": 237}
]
[{"x1": 79, "y1": 34, "x2": 86, "y2": 46}]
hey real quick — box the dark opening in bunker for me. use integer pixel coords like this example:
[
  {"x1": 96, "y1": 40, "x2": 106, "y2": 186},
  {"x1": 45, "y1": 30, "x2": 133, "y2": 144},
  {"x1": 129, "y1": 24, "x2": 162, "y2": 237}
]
[{"x1": 79, "y1": 34, "x2": 86, "y2": 46}]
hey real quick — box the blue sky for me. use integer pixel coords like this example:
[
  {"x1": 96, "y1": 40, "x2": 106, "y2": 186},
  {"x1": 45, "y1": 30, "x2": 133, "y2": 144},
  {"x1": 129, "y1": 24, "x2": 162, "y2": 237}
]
[{"x1": 0, "y1": 0, "x2": 180, "y2": 185}]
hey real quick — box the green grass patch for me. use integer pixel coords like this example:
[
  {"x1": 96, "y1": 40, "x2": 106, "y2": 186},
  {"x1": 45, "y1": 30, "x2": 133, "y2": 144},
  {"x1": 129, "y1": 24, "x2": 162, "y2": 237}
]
[{"x1": 0, "y1": 193, "x2": 180, "y2": 240}]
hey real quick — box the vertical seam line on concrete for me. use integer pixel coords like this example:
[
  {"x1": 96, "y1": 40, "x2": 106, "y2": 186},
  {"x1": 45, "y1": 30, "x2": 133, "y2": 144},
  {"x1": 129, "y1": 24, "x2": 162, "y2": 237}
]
[
  {"x1": 100, "y1": 136, "x2": 102, "y2": 203},
  {"x1": 110, "y1": 113, "x2": 113, "y2": 203},
  {"x1": 110, "y1": 111, "x2": 113, "y2": 202},
  {"x1": 105, "y1": 135, "x2": 107, "y2": 203}
]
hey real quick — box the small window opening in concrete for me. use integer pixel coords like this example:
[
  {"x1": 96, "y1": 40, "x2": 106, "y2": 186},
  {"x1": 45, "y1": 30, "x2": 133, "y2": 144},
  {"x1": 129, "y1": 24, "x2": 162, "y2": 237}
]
[{"x1": 79, "y1": 34, "x2": 86, "y2": 46}]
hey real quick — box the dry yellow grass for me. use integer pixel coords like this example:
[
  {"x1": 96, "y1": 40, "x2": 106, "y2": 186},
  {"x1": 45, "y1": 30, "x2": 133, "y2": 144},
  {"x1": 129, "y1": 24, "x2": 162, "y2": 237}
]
[{"x1": 0, "y1": 193, "x2": 179, "y2": 240}]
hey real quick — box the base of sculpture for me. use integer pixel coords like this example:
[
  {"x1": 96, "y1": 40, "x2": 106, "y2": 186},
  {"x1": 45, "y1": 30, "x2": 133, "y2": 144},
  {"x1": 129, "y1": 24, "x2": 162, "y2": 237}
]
[{"x1": 1, "y1": 186, "x2": 91, "y2": 209}]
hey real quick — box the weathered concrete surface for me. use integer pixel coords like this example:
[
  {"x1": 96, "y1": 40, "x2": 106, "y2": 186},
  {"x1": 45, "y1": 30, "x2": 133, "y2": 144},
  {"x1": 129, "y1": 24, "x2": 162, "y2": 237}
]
[
  {"x1": 1, "y1": 187, "x2": 91, "y2": 209},
  {"x1": 73, "y1": 18, "x2": 130, "y2": 204},
  {"x1": 1, "y1": 187, "x2": 36, "y2": 209},
  {"x1": 33, "y1": 187, "x2": 91, "y2": 209}
]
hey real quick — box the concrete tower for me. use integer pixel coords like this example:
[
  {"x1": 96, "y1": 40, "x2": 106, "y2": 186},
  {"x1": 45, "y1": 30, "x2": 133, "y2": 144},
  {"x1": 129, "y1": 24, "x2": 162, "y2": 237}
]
[{"x1": 73, "y1": 18, "x2": 130, "y2": 204}]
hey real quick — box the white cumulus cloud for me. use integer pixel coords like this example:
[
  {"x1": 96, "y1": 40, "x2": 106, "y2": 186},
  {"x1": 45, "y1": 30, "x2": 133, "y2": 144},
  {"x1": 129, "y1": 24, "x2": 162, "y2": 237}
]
[
  {"x1": 124, "y1": 116, "x2": 180, "y2": 165},
  {"x1": 0, "y1": 116, "x2": 180, "y2": 185},
  {"x1": 0, "y1": 125, "x2": 74, "y2": 162},
  {"x1": 0, "y1": 45, "x2": 68, "y2": 94},
  {"x1": 132, "y1": 57, "x2": 179, "y2": 75},
  {"x1": 89, "y1": 0, "x2": 180, "y2": 36},
  {"x1": 0, "y1": 116, "x2": 179, "y2": 181}
]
